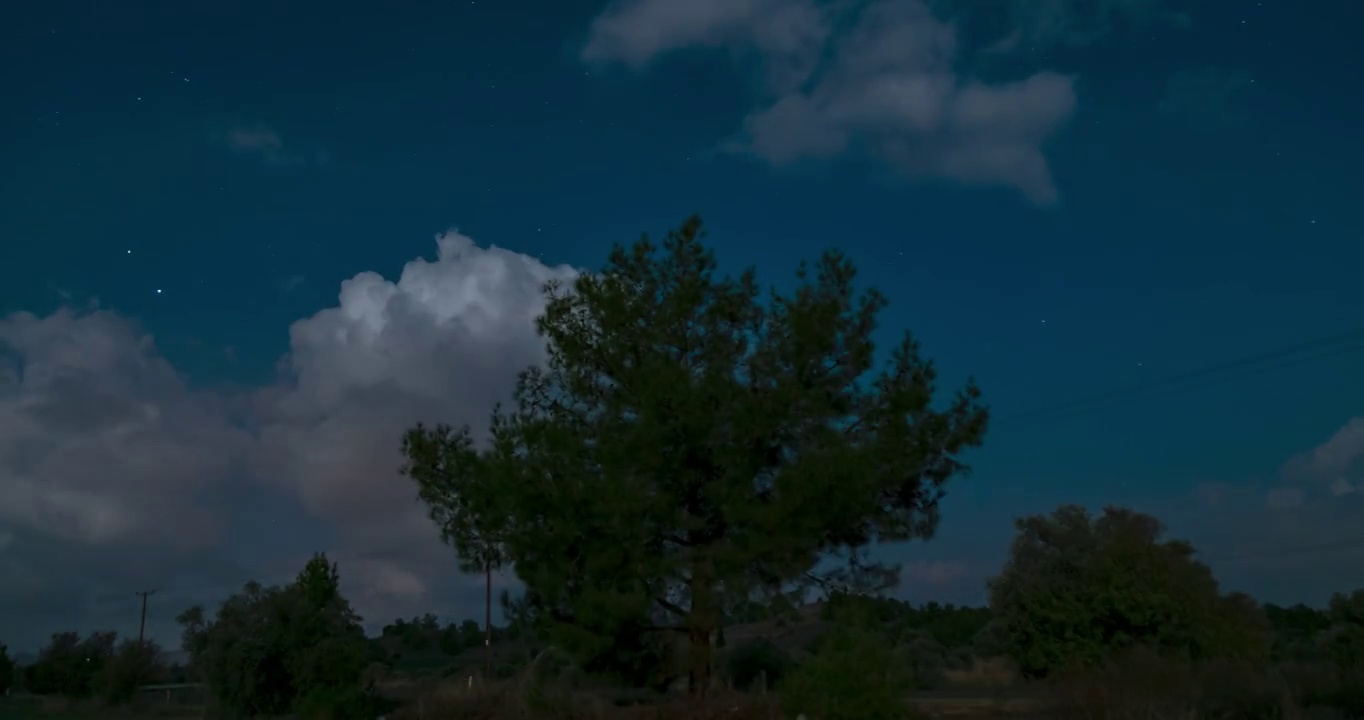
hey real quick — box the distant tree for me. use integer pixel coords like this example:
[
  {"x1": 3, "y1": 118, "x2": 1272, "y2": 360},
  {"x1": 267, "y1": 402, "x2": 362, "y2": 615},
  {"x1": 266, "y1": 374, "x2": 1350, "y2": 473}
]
[
  {"x1": 1324, "y1": 589, "x2": 1364, "y2": 668},
  {"x1": 379, "y1": 614, "x2": 447, "y2": 658},
  {"x1": 437, "y1": 623, "x2": 463, "y2": 656},
  {"x1": 403, "y1": 216, "x2": 989, "y2": 693},
  {"x1": 401, "y1": 424, "x2": 507, "y2": 679},
  {"x1": 988, "y1": 505, "x2": 1272, "y2": 677},
  {"x1": 96, "y1": 638, "x2": 166, "y2": 704},
  {"x1": 177, "y1": 553, "x2": 377, "y2": 718},
  {"x1": 0, "y1": 643, "x2": 13, "y2": 695},
  {"x1": 25, "y1": 631, "x2": 117, "y2": 697},
  {"x1": 1265, "y1": 602, "x2": 1333, "y2": 661}
]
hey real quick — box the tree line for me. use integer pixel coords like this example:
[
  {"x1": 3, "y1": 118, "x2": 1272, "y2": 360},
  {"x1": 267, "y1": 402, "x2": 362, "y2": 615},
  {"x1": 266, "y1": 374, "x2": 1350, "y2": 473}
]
[{"x1": 2, "y1": 217, "x2": 1361, "y2": 717}]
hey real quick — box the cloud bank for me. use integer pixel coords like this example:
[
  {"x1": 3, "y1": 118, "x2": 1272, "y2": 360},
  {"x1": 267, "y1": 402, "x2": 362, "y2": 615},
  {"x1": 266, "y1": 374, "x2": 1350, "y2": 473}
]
[
  {"x1": 583, "y1": 0, "x2": 1085, "y2": 202},
  {"x1": 0, "y1": 230, "x2": 575, "y2": 650}
]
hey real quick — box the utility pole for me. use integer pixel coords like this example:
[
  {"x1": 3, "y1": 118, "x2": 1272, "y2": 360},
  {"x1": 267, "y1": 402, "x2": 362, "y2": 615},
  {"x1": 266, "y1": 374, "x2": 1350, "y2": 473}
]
[{"x1": 134, "y1": 590, "x2": 157, "y2": 646}]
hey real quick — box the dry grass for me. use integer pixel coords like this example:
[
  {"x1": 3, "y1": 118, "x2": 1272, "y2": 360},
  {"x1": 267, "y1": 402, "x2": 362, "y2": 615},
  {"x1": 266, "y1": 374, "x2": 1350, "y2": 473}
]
[
  {"x1": 1043, "y1": 649, "x2": 1364, "y2": 720},
  {"x1": 940, "y1": 657, "x2": 1018, "y2": 690},
  {"x1": 386, "y1": 674, "x2": 783, "y2": 720}
]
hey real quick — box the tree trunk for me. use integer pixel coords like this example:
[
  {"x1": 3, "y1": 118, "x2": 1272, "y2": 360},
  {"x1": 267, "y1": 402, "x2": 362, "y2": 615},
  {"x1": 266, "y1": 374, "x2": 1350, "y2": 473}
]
[
  {"x1": 687, "y1": 556, "x2": 715, "y2": 696},
  {"x1": 485, "y1": 559, "x2": 493, "y2": 680}
]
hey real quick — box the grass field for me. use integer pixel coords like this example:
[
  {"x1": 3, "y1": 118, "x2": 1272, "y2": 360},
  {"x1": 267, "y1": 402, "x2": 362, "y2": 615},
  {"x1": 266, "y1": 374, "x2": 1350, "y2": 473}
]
[{"x1": 0, "y1": 688, "x2": 1054, "y2": 720}]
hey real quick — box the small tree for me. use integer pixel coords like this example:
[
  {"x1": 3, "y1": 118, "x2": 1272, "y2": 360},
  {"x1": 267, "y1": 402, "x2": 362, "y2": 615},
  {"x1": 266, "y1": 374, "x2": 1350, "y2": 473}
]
[
  {"x1": 96, "y1": 639, "x2": 166, "y2": 704},
  {"x1": 26, "y1": 631, "x2": 117, "y2": 697},
  {"x1": 780, "y1": 622, "x2": 912, "y2": 720},
  {"x1": 178, "y1": 553, "x2": 375, "y2": 718},
  {"x1": 1325, "y1": 589, "x2": 1364, "y2": 669},
  {"x1": 403, "y1": 216, "x2": 989, "y2": 693},
  {"x1": 401, "y1": 427, "x2": 508, "y2": 679},
  {"x1": 988, "y1": 504, "x2": 1271, "y2": 677}
]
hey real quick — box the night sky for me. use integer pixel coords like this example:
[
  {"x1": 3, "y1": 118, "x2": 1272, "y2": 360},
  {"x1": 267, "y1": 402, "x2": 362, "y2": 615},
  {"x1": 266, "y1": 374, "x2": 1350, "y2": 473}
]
[{"x1": 2, "y1": 0, "x2": 1362, "y2": 654}]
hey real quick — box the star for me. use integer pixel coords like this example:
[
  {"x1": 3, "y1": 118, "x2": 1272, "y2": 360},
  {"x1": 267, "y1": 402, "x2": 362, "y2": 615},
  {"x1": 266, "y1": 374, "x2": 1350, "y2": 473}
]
[{"x1": 155, "y1": 289, "x2": 162, "y2": 294}]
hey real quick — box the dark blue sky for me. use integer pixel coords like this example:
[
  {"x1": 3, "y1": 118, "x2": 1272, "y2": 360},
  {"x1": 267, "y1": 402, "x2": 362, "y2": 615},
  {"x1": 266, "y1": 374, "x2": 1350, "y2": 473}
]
[{"x1": 1, "y1": 0, "x2": 1362, "y2": 652}]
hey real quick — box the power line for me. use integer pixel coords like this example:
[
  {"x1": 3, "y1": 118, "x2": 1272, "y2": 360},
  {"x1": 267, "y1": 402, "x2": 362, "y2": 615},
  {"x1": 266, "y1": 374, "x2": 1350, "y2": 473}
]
[{"x1": 994, "y1": 326, "x2": 1364, "y2": 428}]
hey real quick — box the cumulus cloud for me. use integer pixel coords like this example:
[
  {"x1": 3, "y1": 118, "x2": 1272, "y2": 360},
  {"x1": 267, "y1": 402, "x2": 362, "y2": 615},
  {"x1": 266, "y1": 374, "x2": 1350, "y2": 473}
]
[
  {"x1": 0, "y1": 309, "x2": 249, "y2": 548},
  {"x1": 1173, "y1": 419, "x2": 1364, "y2": 604},
  {"x1": 256, "y1": 230, "x2": 576, "y2": 524},
  {"x1": 583, "y1": 0, "x2": 1079, "y2": 202},
  {"x1": 0, "y1": 230, "x2": 579, "y2": 648},
  {"x1": 1283, "y1": 418, "x2": 1364, "y2": 487},
  {"x1": 251, "y1": 230, "x2": 577, "y2": 611}
]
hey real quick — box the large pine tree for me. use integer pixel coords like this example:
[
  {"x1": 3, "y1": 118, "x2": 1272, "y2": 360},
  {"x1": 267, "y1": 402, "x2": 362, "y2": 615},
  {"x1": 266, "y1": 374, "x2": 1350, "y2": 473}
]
[{"x1": 402, "y1": 216, "x2": 988, "y2": 692}]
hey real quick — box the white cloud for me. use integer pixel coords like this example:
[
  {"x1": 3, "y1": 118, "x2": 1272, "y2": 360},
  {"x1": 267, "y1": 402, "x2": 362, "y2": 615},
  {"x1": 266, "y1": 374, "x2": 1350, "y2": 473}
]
[
  {"x1": 255, "y1": 230, "x2": 577, "y2": 525},
  {"x1": 1174, "y1": 421, "x2": 1364, "y2": 604},
  {"x1": 1281, "y1": 417, "x2": 1364, "y2": 492},
  {"x1": 1304, "y1": 418, "x2": 1364, "y2": 478},
  {"x1": 250, "y1": 230, "x2": 578, "y2": 617},
  {"x1": 0, "y1": 309, "x2": 249, "y2": 548},
  {"x1": 583, "y1": 0, "x2": 1077, "y2": 202},
  {"x1": 0, "y1": 230, "x2": 580, "y2": 642}
]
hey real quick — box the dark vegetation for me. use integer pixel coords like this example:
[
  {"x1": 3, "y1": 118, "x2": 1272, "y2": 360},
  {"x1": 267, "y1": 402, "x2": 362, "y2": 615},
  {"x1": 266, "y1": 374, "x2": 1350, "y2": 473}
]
[{"x1": 4, "y1": 218, "x2": 1362, "y2": 718}]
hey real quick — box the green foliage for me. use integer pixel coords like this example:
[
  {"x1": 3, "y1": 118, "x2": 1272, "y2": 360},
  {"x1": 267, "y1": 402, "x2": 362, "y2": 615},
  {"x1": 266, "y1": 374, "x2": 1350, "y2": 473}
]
[
  {"x1": 402, "y1": 216, "x2": 988, "y2": 689},
  {"x1": 25, "y1": 630, "x2": 117, "y2": 697},
  {"x1": 896, "y1": 631, "x2": 949, "y2": 690},
  {"x1": 1050, "y1": 648, "x2": 1294, "y2": 720},
  {"x1": 1265, "y1": 603, "x2": 1333, "y2": 662},
  {"x1": 1325, "y1": 590, "x2": 1364, "y2": 669},
  {"x1": 177, "y1": 553, "x2": 377, "y2": 717},
  {"x1": 780, "y1": 623, "x2": 914, "y2": 720},
  {"x1": 821, "y1": 594, "x2": 991, "y2": 650},
  {"x1": 0, "y1": 643, "x2": 13, "y2": 695},
  {"x1": 293, "y1": 683, "x2": 386, "y2": 720},
  {"x1": 988, "y1": 505, "x2": 1272, "y2": 678},
  {"x1": 94, "y1": 639, "x2": 166, "y2": 704},
  {"x1": 723, "y1": 638, "x2": 793, "y2": 691}
]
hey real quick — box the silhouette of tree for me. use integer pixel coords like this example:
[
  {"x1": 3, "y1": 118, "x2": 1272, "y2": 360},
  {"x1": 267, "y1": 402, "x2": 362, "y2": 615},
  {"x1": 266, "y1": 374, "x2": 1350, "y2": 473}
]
[
  {"x1": 404, "y1": 216, "x2": 988, "y2": 693},
  {"x1": 989, "y1": 504, "x2": 1271, "y2": 677}
]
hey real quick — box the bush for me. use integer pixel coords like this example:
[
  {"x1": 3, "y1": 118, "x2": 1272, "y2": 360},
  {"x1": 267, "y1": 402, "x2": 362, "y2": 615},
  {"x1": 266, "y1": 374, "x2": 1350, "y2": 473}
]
[
  {"x1": 779, "y1": 624, "x2": 913, "y2": 720},
  {"x1": 723, "y1": 639, "x2": 793, "y2": 692},
  {"x1": 95, "y1": 639, "x2": 167, "y2": 704},
  {"x1": 25, "y1": 631, "x2": 117, "y2": 697},
  {"x1": 177, "y1": 553, "x2": 375, "y2": 717},
  {"x1": 293, "y1": 684, "x2": 388, "y2": 720},
  {"x1": 896, "y1": 632, "x2": 947, "y2": 690},
  {"x1": 989, "y1": 505, "x2": 1272, "y2": 678},
  {"x1": 1048, "y1": 648, "x2": 1294, "y2": 720}
]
